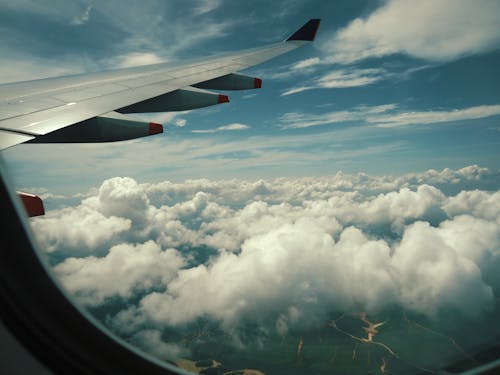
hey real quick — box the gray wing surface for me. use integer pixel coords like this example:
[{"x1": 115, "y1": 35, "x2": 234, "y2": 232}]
[{"x1": 0, "y1": 19, "x2": 320, "y2": 150}]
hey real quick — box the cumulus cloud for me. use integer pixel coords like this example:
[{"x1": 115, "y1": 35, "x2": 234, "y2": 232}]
[
  {"x1": 31, "y1": 204, "x2": 131, "y2": 254},
  {"x1": 322, "y1": 0, "x2": 500, "y2": 63},
  {"x1": 28, "y1": 165, "x2": 500, "y2": 363},
  {"x1": 32, "y1": 166, "x2": 498, "y2": 255},
  {"x1": 443, "y1": 190, "x2": 500, "y2": 221},
  {"x1": 54, "y1": 241, "x2": 185, "y2": 305},
  {"x1": 121, "y1": 213, "x2": 496, "y2": 331},
  {"x1": 85, "y1": 177, "x2": 153, "y2": 230},
  {"x1": 392, "y1": 220, "x2": 495, "y2": 316}
]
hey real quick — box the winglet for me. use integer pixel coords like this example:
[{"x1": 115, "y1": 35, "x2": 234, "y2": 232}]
[{"x1": 286, "y1": 19, "x2": 321, "y2": 41}]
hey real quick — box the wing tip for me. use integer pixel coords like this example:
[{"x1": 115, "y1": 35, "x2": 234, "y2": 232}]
[
  {"x1": 286, "y1": 19, "x2": 321, "y2": 42},
  {"x1": 218, "y1": 94, "x2": 230, "y2": 104},
  {"x1": 148, "y1": 122, "x2": 163, "y2": 135},
  {"x1": 18, "y1": 192, "x2": 45, "y2": 217}
]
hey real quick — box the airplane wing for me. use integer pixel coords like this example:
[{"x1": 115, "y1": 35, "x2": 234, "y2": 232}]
[
  {"x1": 0, "y1": 19, "x2": 321, "y2": 150},
  {"x1": 0, "y1": 19, "x2": 321, "y2": 375}
]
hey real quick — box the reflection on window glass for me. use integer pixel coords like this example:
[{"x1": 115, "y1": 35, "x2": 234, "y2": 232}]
[{"x1": 2, "y1": 0, "x2": 500, "y2": 374}]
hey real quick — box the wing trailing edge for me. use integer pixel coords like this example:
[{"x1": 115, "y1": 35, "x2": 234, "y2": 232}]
[
  {"x1": 194, "y1": 73, "x2": 263, "y2": 91},
  {"x1": 117, "y1": 87, "x2": 229, "y2": 113}
]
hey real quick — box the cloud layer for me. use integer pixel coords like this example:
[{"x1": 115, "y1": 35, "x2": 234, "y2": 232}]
[{"x1": 31, "y1": 166, "x2": 499, "y2": 337}]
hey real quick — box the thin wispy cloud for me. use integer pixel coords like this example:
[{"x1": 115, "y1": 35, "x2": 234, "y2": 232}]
[
  {"x1": 281, "y1": 68, "x2": 387, "y2": 96},
  {"x1": 191, "y1": 123, "x2": 250, "y2": 133},
  {"x1": 290, "y1": 57, "x2": 321, "y2": 71},
  {"x1": 373, "y1": 104, "x2": 500, "y2": 128},
  {"x1": 192, "y1": 0, "x2": 220, "y2": 16},
  {"x1": 280, "y1": 104, "x2": 397, "y2": 129},
  {"x1": 70, "y1": 1, "x2": 93, "y2": 26},
  {"x1": 280, "y1": 104, "x2": 500, "y2": 129},
  {"x1": 107, "y1": 52, "x2": 165, "y2": 68},
  {"x1": 252, "y1": 56, "x2": 323, "y2": 82}
]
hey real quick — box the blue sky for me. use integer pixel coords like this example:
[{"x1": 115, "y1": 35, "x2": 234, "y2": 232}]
[{"x1": 1, "y1": 0, "x2": 499, "y2": 194}]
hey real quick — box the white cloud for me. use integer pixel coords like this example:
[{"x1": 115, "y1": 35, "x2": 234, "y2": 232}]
[
  {"x1": 124, "y1": 213, "x2": 496, "y2": 328},
  {"x1": 191, "y1": 123, "x2": 250, "y2": 134},
  {"x1": 108, "y1": 52, "x2": 165, "y2": 69},
  {"x1": 290, "y1": 57, "x2": 321, "y2": 71},
  {"x1": 252, "y1": 56, "x2": 323, "y2": 83},
  {"x1": 280, "y1": 86, "x2": 311, "y2": 96},
  {"x1": 31, "y1": 204, "x2": 131, "y2": 253},
  {"x1": 443, "y1": 190, "x2": 500, "y2": 222},
  {"x1": 282, "y1": 68, "x2": 387, "y2": 96},
  {"x1": 316, "y1": 68, "x2": 385, "y2": 88},
  {"x1": 372, "y1": 104, "x2": 500, "y2": 128},
  {"x1": 175, "y1": 118, "x2": 187, "y2": 127},
  {"x1": 279, "y1": 104, "x2": 500, "y2": 129},
  {"x1": 279, "y1": 104, "x2": 397, "y2": 129},
  {"x1": 85, "y1": 177, "x2": 152, "y2": 229},
  {"x1": 392, "y1": 220, "x2": 494, "y2": 316},
  {"x1": 54, "y1": 241, "x2": 185, "y2": 305},
  {"x1": 217, "y1": 123, "x2": 250, "y2": 131},
  {"x1": 322, "y1": 0, "x2": 500, "y2": 63},
  {"x1": 192, "y1": 0, "x2": 220, "y2": 16}
]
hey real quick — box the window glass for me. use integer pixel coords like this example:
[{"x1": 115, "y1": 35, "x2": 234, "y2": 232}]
[{"x1": 2, "y1": 1, "x2": 500, "y2": 374}]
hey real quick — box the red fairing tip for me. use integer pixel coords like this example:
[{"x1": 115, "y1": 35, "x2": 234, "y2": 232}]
[
  {"x1": 18, "y1": 192, "x2": 45, "y2": 217},
  {"x1": 148, "y1": 122, "x2": 163, "y2": 135},
  {"x1": 254, "y1": 78, "x2": 262, "y2": 89},
  {"x1": 218, "y1": 94, "x2": 230, "y2": 104}
]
